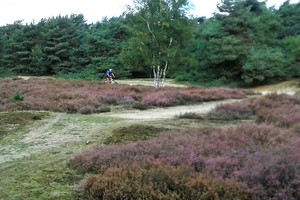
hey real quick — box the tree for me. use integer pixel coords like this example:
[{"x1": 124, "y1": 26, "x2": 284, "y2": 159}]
[
  {"x1": 277, "y1": 0, "x2": 300, "y2": 38},
  {"x1": 277, "y1": 1, "x2": 300, "y2": 77},
  {"x1": 87, "y1": 17, "x2": 130, "y2": 78},
  {"x1": 41, "y1": 15, "x2": 87, "y2": 75},
  {"x1": 123, "y1": 0, "x2": 193, "y2": 87},
  {"x1": 192, "y1": 0, "x2": 285, "y2": 86}
]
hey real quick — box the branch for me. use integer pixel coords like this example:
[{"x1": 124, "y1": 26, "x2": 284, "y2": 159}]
[{"x1": 140, "y1": 16, "x2": 157, "y2": 43}]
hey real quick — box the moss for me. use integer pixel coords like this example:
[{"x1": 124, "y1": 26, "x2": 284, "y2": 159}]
[
  {"x1": 103, "y1": 124, "x2": 167, "y2": 144},
  {"x1": 0, "y1": 112, "x2": 50, "y2": 139}
]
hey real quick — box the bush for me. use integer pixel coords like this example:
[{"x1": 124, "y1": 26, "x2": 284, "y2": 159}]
[
  {"x1": 81, "y1": 164, "x2": 250, "y2": 200},
  {"x1": 254, "y1": 94, "x2": 300, "y2": 127},
  {"x1": 12, "y1": 92, "x2": 24, "y2": 102},
  {"x1": 70, "y1": 123, "x2": 299, "y2": 199},
  {"x1": 207, "y1": 101, "x2": 254, "y2": 121},
  {"x1": 178, "y1": 112, "x2": 205, "y2": 120}
]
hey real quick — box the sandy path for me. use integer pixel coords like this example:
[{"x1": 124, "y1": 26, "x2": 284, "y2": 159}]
[{"x1": 106, "y1": 99, "x2": 241, "y2": 120}]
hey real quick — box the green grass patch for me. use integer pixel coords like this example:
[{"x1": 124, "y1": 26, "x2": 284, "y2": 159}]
[
  {"x1": 0, "y1": 112, "x2": 50, "y2": 139},
  {"x1": 103, "y1": 124, "x2": 167, "y2": 145},
  {"x1": 69, "y1": 114, "x2": 122, "y2": 124},
  {"x1": 0, "y1": 152, "x2": 81, "y2": 200}
]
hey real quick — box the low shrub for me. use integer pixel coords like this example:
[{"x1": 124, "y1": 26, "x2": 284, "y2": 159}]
[
  {"x1": 12, "y1": 92, "x2": 24, "y2": 102},
  {"x1": 81, "y1": 164, "x2": 250, "y2": 200},
  {"x1": 70, "y1": 123, "x2": 299, "y2": 199},
  {"x1": 207, "y1": 94, "x2": 300, "y2": 127},
  {"x1": 132, "y1": 103, "x2": 151, "y2": 110},
  {"x1": 253, "y1": 94, "x2": 300, "y2": 127},
  {"x1": 178, "y1": 112, "x2": 205, "y2": 120},
  {"x1": 207, "y1": 101, "x2": 254, "y2": 121}
]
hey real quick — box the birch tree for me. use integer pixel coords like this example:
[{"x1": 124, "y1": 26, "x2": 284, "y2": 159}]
[{"x1": 124, "y1": 0, "x2": 193, "y2": 87}]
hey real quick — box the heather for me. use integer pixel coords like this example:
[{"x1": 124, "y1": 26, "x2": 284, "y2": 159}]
[
  {"x1": 70, "y1": 94, "x2": 300, "y2": 199},
  {"x1": 0, "y1": 78, "x2": 249, "y2": 113},
  {"x1": 207, "y1": 94, "x2": 300, "y2": 128},
  {"x1": 82, "y1": 164, "x2": 250, "y2": 200}
]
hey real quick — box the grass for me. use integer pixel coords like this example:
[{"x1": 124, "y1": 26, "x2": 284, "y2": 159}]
[
  {"x1": 0, "y1": 153, "x2": 81, "y2": 200},
  {"x1": 0, "y1": 112, "x2": 123, "y2": 200}
]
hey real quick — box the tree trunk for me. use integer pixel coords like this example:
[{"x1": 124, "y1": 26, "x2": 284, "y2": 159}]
[{"x1": 153, "y1": 62, "x2": 168, "y2": 88}]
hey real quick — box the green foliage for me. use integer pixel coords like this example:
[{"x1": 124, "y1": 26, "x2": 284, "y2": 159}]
[
  {"x1": 241, "y1": 47, "x2": 287, "y2": 84},
  {"x1": 281, "y1": 36, "x2": 300, "y2": 77},
  {"x1": 12, "y1": 92, "x2": 24, "y2": 102},
  {"x1": 192, "y1": 0, "x2": 289, "y2": 86},
  {"x1": 88, "y1": 17, "x2": 131, "y2": 78},
  {"x1": 277, "y1": 0, "x2": 300, "y2": 38},
  {"x1": 121, "y1": 0, "x2": 195, "y2": 81},
  {"x1": 0, "y1": 0, "x2": 299, "y2": 84}
]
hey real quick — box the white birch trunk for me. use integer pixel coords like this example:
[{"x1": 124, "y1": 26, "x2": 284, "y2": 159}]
[{"x1": 153, "y1": 62, "x2": 168, "y2": 88}]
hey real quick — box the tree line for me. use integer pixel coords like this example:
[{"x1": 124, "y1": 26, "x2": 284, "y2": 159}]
[{"x1": 0, "y1": 0, "x2": 299, "y2": 87}]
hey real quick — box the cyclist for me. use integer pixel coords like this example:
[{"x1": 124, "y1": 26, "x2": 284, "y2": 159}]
[{"x1": 105, "y1": 68, "x2": 115, "y2": 84}]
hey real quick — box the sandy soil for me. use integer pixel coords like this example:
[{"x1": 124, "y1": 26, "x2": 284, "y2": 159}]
[{"x1": 251, "y1": 80, "x2": 300, "y2": 95}]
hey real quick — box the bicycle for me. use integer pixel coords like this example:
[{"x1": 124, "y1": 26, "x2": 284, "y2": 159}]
[{"x1": 104, "y1": 76, "x2": 118, "y2": 84}]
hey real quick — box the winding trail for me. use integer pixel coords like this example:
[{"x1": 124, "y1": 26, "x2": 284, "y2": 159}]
[{"x1": 106, "y1": 99, "x2": 242, "y2": 120}]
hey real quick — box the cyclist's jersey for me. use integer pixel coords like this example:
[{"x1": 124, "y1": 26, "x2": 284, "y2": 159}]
[{"x1": 106, "y1": 70, "x2": 112, "y2": 77}]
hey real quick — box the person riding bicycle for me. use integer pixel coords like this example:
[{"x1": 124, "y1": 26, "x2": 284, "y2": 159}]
[{"x1": 105, "y1": 68, "x2": 115, "y2": 84}]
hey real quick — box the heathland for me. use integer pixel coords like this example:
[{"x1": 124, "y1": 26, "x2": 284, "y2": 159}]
[{"x1": 0, "y1": 77, "x2": 299, "y2": 199}]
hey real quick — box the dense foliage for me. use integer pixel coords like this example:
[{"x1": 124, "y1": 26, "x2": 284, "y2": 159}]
[{"x1": 0, "y1": 0, "x2": 299, "y2": 86}]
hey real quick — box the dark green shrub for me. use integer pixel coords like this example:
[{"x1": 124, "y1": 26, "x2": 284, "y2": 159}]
[
  {"x1": 132, "y1": 103, "x2": 150, "y2": 110},
  {"x1": 178, "y1": 112, "x2": 205, "y2": 120},
  {"x1": 12, "y1": 92, "x2": 24, "y2": 102}
]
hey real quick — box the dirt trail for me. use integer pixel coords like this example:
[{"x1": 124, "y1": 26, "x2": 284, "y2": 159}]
[{"x1": 106, "y1": 99, "x2": 242, "y2": 120}]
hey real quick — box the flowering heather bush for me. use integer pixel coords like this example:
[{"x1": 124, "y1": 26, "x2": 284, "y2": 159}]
[
  {"x1": 0, "y1": 78, "x2": 249, "y2": 113},
  {"x1": 70, "y1": 123, "x2": 299, "y2": 199},
  {"x1": 179, "y1": 87, "x2": 246, "y2": 102},
  {"x1": 253, "y1": 94, "x2": 300, "y2": 127},
  {"x1": 82, "y1": 164, "x2": 249, "y2": 200},
  {"x1": 207, "y1": 100, "x2": 255, "y2": 120},
  {"x1": 141, "y1": 89, "x2": 183, "y2": 106},
  {"x1": 207, "y1": 94, "x2": 300, "y2": 127}
]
